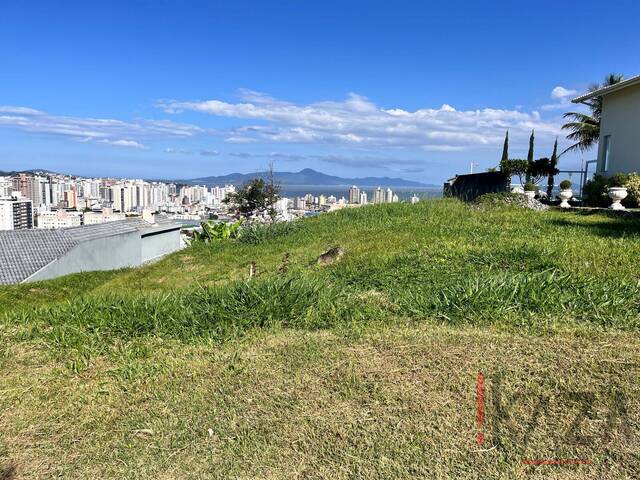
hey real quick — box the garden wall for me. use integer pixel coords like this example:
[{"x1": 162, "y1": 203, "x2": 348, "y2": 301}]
[{"x1": 443, "y1": 171, "x2": 510, "y2": 201}]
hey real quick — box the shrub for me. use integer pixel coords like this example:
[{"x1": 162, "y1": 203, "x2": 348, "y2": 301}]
[
  {"x1": 523, "y1": 181, "x2": 536, "y2": 192},
  {"x1": 559, "y1": 180, "x2": 572, "y2": 190},
  {"x1": 500, "y1": 158, "x2": 528, "y2": 184},
  {"x1": 610, "y1": 173, "x2": 629, "y2": 188},
  {"x1": 625, "y1": 172, "x2": 640, "y2": 207},
  {"x1": 583, "y1": 173, "x2": 632, "y2": 207},
  {"x1": 583, "y1": 175, "x2": 610, "y2": 207},
  {"x1": 191, "y1": 219, "x2": 243, "y2": 244}
]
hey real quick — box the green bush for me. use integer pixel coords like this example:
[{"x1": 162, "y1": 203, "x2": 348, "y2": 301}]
[
  {"x1": 610, "y1": 172, "x2": 629, "y2": 188},
  {"x1": 625, "y1": 172, "x2": 640, "y2": 207},
  {"x1": 582, "y1": 175, "x2": 609, "y2": 207},
  {"x1": 583, "y1": 173, "x2": 631, "y2": 207},
  {"x1": 191, "y1": 219, "x2": 243, "y2": 244},
  {"x1": 523, "y1": 181, "x2": 536, "y2": 192},
  {"x1": 559, "y1": 180, "x2": 571, "y2": 190}
]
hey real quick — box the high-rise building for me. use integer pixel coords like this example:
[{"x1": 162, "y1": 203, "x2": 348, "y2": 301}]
[
  {"x1": 348, "y1": 185, "x2": 360, "y2": 204},
  {"x1": 359, "y1": 191, "x2": 368, "y2": 205},
  {"x1": 386, "y1": 188, "x2": 394, "y2": 203},
  {"x1": 0, "y1": 177, "x2": 12, "y2": 197},
  {"x1": 0, "y1": 195, "x2": 33, "y2": 230},
  {"x1": 373, "y1": 187, "x2": 385, "y2": 204},
  {"x1": 12, "y1": 174, "x2": 44, "y2": 208},
  {"x1": 64, "y1": 186, "x2": 78, "y2": 209},
  {"x1": 294, "y1": 197, "x2": 306, "y2": 210}
]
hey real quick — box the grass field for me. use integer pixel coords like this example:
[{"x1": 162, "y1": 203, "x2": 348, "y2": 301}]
[{"x1": 1, "y1": 199, "x2": 640, "y2": 478}]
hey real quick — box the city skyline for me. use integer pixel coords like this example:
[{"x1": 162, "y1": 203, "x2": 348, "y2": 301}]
[
  {"x1": 1, "y1": 168, "x2": 410, "y2": 231},
  {"x1": 1, "y1": 1, "x2": 638, "y2": 181}
]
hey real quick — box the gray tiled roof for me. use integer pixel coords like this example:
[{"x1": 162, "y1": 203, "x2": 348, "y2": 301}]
[
  {"x1": 64, "y1": 219, "x2": 142, "y2": 242},
  {"x1": 0, "y1": 217, "x2": 179, "y2": 284},
  {"x1": 0, "y1": 229, "x2": 78, "y2": 284}
]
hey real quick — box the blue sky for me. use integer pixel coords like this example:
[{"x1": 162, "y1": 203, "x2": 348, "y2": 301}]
[{"x1": 0, "y1": 0, "x2": 638, "y2": 182}]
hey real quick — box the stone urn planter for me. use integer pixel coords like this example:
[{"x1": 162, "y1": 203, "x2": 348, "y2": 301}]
[
  {"x1": 524, "y1": 190, "x2": 536, "y2": 200},
  {"x1": 558, "y1": 189, "x2": 572, "y2": 208},
  {"x1": 608, "y1": 187, "x2": 628, "y2": 210}
]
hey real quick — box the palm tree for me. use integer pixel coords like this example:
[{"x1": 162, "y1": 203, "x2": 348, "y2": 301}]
[{"x1": 561, "y1": 74, "x2": 624, "y2": 155}]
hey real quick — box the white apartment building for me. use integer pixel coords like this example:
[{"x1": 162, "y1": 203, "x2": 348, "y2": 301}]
[
  {"x1": 37, "y1": 210, "x2": 83, "y2": 229},
  {"x1": 386, "y1": 188, "x2": 394, "y2": 203},
  {"x1": 373, "y1": 187, "x2": 385, "y2": 204},
  {"x1": 0, "y1": 195, "x2": 34, "y2": 230},
  {"x1": 84, "y1": 208, "x2": 126, "y2": 225},
  {"x1": 0, "y1": 177, "x2": 12, "y2": 197},
  {"x1": 348, "y1": 185, "x2": 360, "y2": 204},
  {"x1": 294, "y1": 197, "x2": 306, "y2": 210}
]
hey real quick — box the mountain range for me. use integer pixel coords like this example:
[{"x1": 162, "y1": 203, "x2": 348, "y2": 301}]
[
  {"x1": 179, "y1": 168, "x2": 432, "y2": 187},
  {"x1": 1, "y1": 167, "x2": 434, "y2": 188}
]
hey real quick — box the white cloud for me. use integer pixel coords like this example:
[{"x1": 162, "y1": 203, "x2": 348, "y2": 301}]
[
  {"x1": 98, "y1": 139, "x2": 148, "y2": 150},
  {"x1": 0, "y1": 106, "x2": 45, "y2": 115},
  {"x1": 0, "y1": 106, "x2": 206, "y2": 149},
  {"x1": 551, "y1": 86, "x2": 577, "y2": 100},
  {"x1": 159, "y1": 91, "x2": 563, "y2": 151},
  {"x1": 199, "y1": 149, "x2": 220, "y2": 156},
  {"x1": 541, "y1": 86, "x2": 579, "y2": 111}
]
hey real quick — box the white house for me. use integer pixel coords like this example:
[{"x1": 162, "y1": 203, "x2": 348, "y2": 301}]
[{"x1": 572, "y1": 75, "x2": 640, "y2": 175}]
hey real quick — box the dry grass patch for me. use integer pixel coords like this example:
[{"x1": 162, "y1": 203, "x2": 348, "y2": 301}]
[{"x1": 1, "y1": 325, "x2": 639, "y2": 479}]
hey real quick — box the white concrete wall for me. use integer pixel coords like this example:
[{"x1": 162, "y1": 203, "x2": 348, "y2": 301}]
[
  {"x1": 27, "y1": 232, "x2": 141, "y2": 282},
  {"x1": 141, "y1": 228, "x2": 181, "y2": 263},
  {"x1": 597, "y1": 83, "x2": 640, "y2": 175}
]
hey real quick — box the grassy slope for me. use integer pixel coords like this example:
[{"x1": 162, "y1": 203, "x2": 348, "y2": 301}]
[{"x1": 1, "y1": 199, "x2": 640, "y2": 478}]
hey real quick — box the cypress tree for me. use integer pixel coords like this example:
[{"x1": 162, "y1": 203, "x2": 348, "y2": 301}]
[
  {"x1": 546, "y1": 138, "x2": 558, "y2": 198},
  {"x1": 525, "y1": 130, "x2": 535, "y2": 183},
  {"x1": 500, "y1": 131, "x2": 509, "y2": 167}
]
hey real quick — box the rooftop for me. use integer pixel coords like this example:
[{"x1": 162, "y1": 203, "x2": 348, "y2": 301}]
[
  {"x1": 572, "y1": 75, "x2": 640, "y2": 103},
  {"x1": 0, "y1": 217, "x2": 179, "y2": 284}
]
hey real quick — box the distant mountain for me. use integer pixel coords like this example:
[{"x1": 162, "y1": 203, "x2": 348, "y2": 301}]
[
  {"x1": 180, "y1": 168, "x2": 433, "y2": 188},
  {"x1": 0, "y1": 168, "x2": 63, "y2": 177}
]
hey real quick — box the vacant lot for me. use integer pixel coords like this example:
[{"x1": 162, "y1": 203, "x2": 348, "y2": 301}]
[{"x1": 1, "y1": 199, "x2": 639, "y2": 478}]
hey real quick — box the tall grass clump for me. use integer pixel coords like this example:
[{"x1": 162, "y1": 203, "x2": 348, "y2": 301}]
[
  {"x1": 238, "y1": 220, "x2": 307, "y2": 245},
  {"x1": 9, "y1": 274, "x2": 391, "y2": 360}
]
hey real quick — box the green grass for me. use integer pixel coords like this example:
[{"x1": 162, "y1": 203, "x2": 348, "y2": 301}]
[{"x1": 2, "y1": 199, "x2": 640, "y2": 478}]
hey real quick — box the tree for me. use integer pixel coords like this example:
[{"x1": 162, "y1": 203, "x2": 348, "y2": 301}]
[
  {"x1": 561, "y1": 74, "x2": 624, "y2": 155},
  {"x1": 223, "y1": 162, "x2": 281, "y2": 222},
  {"x1": 528, "y1": 157, "x2": 558, "y2": 186},
  {"x1": 264, "y1": 160, "x2": 280, "y2": 223},
  {"x1": 546, "y1": 138, "x2": 558, "y2": 198},
  {"x1": 501, "y1": 131, "x2": 509, "y2": 165},
  {"x1": 525, "y1": 130, "x2": 534, "y2": 182},
  {"x1": 500, "y1": 158, "x2": 528, "y2": 185}
]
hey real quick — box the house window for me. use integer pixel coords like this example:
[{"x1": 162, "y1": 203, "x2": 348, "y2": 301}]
[{"x1": 602, "y1": 135, "x2": 612, "y2": 172}]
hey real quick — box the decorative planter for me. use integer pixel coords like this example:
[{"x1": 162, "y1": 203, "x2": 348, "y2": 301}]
[
  {"x1": 558, "y1": 189, "x2": 572, "y2": 208},
  {"x1": 608, "y1": 187, "x2": 628, "y2": 210},
  {"x1": 524, "y1": 190, "x2": 536, "y2": 199}
]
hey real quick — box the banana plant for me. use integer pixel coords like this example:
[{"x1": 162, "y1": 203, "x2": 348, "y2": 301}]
[{"x1": 191, "y1": 218, "x2": 243, "y2": 244}]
